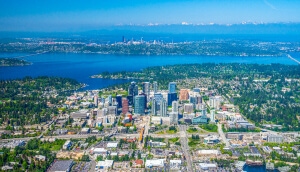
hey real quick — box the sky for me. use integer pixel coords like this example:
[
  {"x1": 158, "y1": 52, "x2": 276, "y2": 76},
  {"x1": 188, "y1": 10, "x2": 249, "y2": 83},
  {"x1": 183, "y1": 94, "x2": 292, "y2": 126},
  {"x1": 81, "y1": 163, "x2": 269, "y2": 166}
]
[{"x1": 0, "y1": 0, "x2": 300, "y2": 31}]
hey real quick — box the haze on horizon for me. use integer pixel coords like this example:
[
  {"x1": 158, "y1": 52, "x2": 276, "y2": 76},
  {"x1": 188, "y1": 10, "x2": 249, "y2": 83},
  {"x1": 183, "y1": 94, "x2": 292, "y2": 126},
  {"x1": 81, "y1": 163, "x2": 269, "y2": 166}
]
[{"x1": 0, "y1": 0, "x2": 300, "y2": 32}]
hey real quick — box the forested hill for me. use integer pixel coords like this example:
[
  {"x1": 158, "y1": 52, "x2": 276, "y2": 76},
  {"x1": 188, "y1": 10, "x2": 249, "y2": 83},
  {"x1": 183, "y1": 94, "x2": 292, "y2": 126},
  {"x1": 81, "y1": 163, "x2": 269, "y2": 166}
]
[
  {"x1": 0, "y1": 76, "x2": 82, "y2": 127},
  {"x1": 0, "y1": 58, "x2": 31, "y2": 66}
]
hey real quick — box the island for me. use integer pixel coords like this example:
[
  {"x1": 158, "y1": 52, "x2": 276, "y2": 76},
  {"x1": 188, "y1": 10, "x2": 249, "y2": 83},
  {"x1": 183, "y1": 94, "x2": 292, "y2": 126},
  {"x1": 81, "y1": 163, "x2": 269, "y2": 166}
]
[{"x1": 0, "y1": 58, "x2": 31, "y2": 66}]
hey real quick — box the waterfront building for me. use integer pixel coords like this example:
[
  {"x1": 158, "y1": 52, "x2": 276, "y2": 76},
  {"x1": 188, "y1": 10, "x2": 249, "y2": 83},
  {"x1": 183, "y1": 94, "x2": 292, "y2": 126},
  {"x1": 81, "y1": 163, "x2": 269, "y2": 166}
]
[{"x1": 134, "y1": 95, "x2": 145, "y2": 115}]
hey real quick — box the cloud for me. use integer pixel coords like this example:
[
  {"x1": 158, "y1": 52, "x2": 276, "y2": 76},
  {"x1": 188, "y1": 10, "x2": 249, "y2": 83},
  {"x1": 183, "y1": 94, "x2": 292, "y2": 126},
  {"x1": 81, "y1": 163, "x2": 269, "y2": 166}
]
[{"x1": 263, "y1": 0, "x2": 277, "y2": 10}]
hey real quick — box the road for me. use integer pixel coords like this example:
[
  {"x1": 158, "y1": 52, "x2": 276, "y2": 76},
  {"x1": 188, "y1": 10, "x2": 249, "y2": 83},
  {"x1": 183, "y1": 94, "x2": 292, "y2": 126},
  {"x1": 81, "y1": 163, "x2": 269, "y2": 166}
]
[
  {"x1": 178, "y1": 125, "x2": 193, "y2": 172},
  {"x1": 217, "y1": 123, "x2": 230, "y2": 147}
]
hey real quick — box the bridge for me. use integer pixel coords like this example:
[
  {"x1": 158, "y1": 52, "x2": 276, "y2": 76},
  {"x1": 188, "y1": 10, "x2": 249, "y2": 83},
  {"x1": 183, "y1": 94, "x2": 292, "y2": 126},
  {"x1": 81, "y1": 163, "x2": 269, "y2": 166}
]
[
  {"x1": 287, "y1": 54, "x2": 300, "y2": 65},
  {"x1": 13, "y1": 51, "x2": 49, "y2": 59}
]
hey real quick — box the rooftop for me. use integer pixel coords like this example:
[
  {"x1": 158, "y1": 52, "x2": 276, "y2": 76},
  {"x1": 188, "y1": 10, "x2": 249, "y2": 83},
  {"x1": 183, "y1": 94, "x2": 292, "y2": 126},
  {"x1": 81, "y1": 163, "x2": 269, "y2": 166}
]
[{"x1": 48, "y1": 160, "x2": 73, "y2": 172}]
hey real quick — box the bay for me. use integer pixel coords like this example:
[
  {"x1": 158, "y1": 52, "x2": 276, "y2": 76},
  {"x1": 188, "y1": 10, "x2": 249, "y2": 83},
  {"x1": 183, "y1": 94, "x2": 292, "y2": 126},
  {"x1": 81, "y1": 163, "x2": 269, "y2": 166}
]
[{"x1": 0, "y1": 53, "x2": 299, "y2": 90}]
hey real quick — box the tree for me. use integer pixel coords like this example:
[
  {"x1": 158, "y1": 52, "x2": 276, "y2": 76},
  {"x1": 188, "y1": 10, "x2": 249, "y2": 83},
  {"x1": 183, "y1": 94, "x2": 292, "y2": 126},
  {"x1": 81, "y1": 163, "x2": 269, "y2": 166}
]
[{"x1": 81, "y1": 155, "x2": 90, "y2": 161}]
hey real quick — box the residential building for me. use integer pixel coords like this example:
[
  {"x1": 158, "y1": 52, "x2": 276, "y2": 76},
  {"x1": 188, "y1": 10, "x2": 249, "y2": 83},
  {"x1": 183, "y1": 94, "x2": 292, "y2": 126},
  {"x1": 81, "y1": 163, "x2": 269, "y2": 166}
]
[
  {"x1": 151, "y1": 98, "x2": 157, "y2": 115},
  {"x1": 160, "y1": 99, "x2": 167, "y2": 116},
  {"x1": 184, "y1": 103, "x2": 194, "y2": 114},
  {"x1": 172, "y1": 101, "x2": 179, "y2": 113},
  {"x1": 153, "y1": 81, "x2": 158, "y2": 93},
  {"x1": 122, "y1": 98, "x2": 129, "y2": 114},
  {"x1": 179, "y1": 89, "x2": 189, "y2": 101},
  {"x1": 94, "y1": 95, "x2": 98, "y2": 107},
  {"x1": 142, "y1": 82, "x2": 150, "y2": 100}
]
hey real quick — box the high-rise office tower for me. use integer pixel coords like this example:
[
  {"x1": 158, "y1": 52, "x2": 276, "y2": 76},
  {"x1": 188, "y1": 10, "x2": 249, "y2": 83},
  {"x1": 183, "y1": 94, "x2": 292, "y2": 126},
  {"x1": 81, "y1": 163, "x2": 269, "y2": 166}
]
[
  {"x1": 168, "y1": 82, "x2": 176, "y2": 93},
  {"x1": 167, "y1": 92, "x2": 177, "y2": 106},
  {"x1": 142, "y1": 82, "x2": 150, "y2": 100},
  {"x1": 190, "y1": 96, "x2": 197, "y2": 105},
  {"x1": 153, "y1": 81, "x2": 158, "y2": 93},
  {"x1": 116, "y1": 95, "x2": 122, "y2": 109},
  {"x1": 127, "y1": 95, "x2": 133, "y2": 106},
  {"x1": 128, "y1": 81, "x2": 138, "y2": 97},
  {"x1": 139, "y1": 93, "x2": 147, "y2": 109},
  {"x1": 160, "y1": 99, "x2": 167, "y2": 117},
  {"x1": 134, "y1": 95, "x2": 145, "y2": 115},
  {"x1": 154, "y1": 92, "x2": 163, "y2": 105}
]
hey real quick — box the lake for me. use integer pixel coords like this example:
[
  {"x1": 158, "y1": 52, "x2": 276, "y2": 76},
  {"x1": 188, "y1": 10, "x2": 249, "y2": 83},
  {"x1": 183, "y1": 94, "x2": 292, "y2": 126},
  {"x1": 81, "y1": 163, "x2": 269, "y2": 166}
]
[{"x1": 0, "y1": 53, "x2": 299, "y2": 90}]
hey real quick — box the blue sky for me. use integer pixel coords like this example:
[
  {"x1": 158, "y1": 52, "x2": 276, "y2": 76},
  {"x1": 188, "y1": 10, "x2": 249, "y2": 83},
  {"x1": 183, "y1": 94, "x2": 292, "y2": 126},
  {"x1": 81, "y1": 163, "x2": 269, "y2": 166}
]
[{"x1": 0, "y1": 0, "x2": 300, "y2": 31}]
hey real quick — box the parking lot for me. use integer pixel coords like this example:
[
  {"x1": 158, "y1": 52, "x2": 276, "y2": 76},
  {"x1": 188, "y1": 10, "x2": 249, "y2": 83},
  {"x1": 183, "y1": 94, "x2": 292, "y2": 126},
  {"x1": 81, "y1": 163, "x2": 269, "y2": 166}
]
[{"x1": 72, "y1": 161, "x2": 91, "y2": 172}]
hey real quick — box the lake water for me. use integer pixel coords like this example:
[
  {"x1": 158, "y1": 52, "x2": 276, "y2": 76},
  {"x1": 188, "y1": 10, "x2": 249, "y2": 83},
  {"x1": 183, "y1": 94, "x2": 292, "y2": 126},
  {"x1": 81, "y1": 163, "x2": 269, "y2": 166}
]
[{"x1": 0, "y1": 53, "x2": 300, "y2": 90}]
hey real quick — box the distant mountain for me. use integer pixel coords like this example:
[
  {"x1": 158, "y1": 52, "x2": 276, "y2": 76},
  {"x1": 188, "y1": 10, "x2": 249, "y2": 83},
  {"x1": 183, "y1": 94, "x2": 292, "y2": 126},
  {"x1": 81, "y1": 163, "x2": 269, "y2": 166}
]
[
  {"x1": 92, "y1": 23, "x2": 300, "y2": 35},
  {"x1": 0, "y1": 23, "x2": 299, "y2": 42}
]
